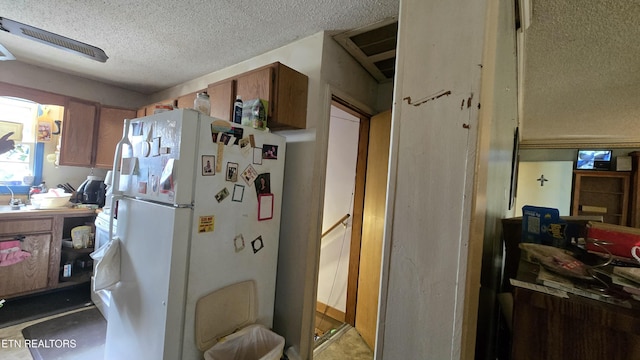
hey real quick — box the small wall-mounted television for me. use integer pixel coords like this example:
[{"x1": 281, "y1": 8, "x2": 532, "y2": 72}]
[{"x1": 576, "y1": 150, "x2": 612, "y2": 170}]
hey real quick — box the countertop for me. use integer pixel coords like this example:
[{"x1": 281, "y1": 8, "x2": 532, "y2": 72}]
[{"x1": 0, "y1": 205, "x2": 97, "y2": 219}]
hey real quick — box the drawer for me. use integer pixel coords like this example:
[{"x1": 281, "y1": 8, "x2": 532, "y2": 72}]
[{"x1": 0, "y1": 217, "x2": 54, "y2": 235}]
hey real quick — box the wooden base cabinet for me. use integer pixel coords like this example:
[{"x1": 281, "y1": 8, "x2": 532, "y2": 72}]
[
  {"x1": 512, "y1": 288, "x2": 640, "y2": 360},
  {"x1": 0, "y1": 210, "x2": 96, "y2": 299},
  {"x1": 571, "y1": 170, "x2": 630, "y2": 225},
  {"x1": 0, "y1": 217, "x2": 55, "y2": 297}
]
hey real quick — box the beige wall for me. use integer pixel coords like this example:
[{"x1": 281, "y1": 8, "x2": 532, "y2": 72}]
[{"x1": 0, "y1": 61, "x2": 148, "y2": 108}]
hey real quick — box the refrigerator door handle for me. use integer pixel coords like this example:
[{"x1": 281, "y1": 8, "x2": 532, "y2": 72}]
[{"x1": 108, "y1": 119, "x2": 132, "y2": 241}]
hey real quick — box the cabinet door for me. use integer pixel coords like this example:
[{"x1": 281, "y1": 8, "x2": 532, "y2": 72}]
[
  {"x1": 272, "y1": 63, "x2": 308, "y2": 129},
  {"x1": 234, "y1": 62, "x2": 308, "y2": 130},
  {"x1": 0, "y1": 233, "x2": 52, "y2": 297},
  {"x1": 141, "y1": 98, "x2": 176, "y2": 118},
  {"x1": 208, "y1": 79, "x2": 235, "y2": 120},
  {"x1": 235, "y1": 66, "x2": 274, "y2": 116},
  {"x1": 59, "y1": 99, "x2": 98, "y2": 167},
  {"x1": 176, "y1": 91, "x2": 200, "y2": 111},
  {"x1": 95, "y1": 106, "x2": 136, "y2": 169}
]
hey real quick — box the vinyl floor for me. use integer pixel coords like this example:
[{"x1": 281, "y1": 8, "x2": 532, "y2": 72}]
[
  {"x1": 313, "y1": 324, "x2": 373, "y2": 360},
  {"x1": 0, "y1": 307, "x2": 93, "y2": 360}
]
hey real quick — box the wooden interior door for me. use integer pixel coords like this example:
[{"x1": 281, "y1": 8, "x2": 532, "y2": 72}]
[{"x1": 355, "y1": 110, "x2": 392, "y2": 349}]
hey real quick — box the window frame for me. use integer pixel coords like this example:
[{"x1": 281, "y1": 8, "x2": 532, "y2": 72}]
[{"x1": 0, "y1": 82, "x2": 65, "y2": 196}]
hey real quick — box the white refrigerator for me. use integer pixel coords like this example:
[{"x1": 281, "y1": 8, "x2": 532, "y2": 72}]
[{"x1": 103, "y1": 109, "x2": 286, "y2": 360}]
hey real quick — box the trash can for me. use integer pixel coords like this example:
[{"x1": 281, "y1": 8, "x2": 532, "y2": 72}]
[
  {"x1": 204, "y1": 324, "x2": 285, "y2": 360},
  {"x1": 195, "y1": 280, "x2": 285, "y2": 360}
]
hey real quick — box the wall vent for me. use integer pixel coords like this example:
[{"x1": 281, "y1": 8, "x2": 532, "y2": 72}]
[{"x1": 333, "y1": 18, "x2": 397, "y2": 83}]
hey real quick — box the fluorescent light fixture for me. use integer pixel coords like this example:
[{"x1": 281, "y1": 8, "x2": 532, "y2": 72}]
[
  {"x1": 0, "y1": 43, "x2": 15, "y2": 61},
  {"x1": 0, "y1": 17, "x2": 108, "y2": 62}
]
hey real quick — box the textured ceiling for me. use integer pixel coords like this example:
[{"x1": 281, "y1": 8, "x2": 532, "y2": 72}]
[
  {"x1": 522, "y1": 0, "x2": 640, "y2": 142},
  {"x1": 0, "y1": 0, "x2": 399, "y2": 94}
]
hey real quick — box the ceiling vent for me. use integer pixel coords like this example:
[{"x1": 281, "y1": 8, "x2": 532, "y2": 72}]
[
  {"x1": 334, "y1": 18, "x2": 397, "y2": 83},
  {"x1": 0, "y1": 17, "x2": 108, "y2": 62}
]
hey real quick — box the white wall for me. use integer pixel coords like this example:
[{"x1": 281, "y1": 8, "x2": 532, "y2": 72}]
[
  {"x1": 317, "y1": 106, "x2": 360, "y2": 313},
  {"x1": 377, "y1": 0, "x2": 491, "y2": 358},
  {"x1": 474, "y1": 0, "x2": 519, "y2": 358}
]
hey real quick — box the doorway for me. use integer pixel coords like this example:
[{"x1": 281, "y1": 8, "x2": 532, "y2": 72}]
[{"x1": 314, "y1": 98, "x2": 392, "y2": 354}]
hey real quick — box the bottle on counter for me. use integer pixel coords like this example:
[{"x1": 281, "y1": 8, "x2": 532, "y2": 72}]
[
  {"x1": 194, "y1": 92, "x2": 211, "y2": 116},
  {"x1": 233, "y1": 95, "x2": 243, "y2": 124}
]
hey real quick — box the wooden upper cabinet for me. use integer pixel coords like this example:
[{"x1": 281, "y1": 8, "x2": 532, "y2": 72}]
[
  {"x1": 59, "y1": 99, "x2": 98, "y2": 167},
  {"x1": 235, "y1": 66, "x2": 274, "y2": 110},
  {"x1": 94, "y1": 106, "x2": 136, "y2": 169},
  {"x1": 270, "y1": 62, "x2": 308, "y2": 129},
  {"x1": 208, "y1": 79, "x2": 235, "y2": 121},
  {"x1": 134, "y1": 62, "x2": 308, "y2": 129},
  {"x1": 235, "y1": 62, "x2": 308, "y2": 130},
  {"x1": 176, "y1": 91, "x2": 201, "y2": 111},
  {"x1": 138, "y1": 98, "x2": 176, "y2": 118}
]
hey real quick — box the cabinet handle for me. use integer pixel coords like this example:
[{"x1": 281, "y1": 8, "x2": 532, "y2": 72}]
[{"x1": 0, "y1": 235, "x2": 25, "y2": 243}]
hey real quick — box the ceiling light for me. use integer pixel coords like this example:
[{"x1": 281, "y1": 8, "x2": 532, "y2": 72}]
[
  {"x1": 0, "y1": 43, "x2": 15, "y2": 61},
  {"x1": 0, "y1": 17, "x2": 108, "y2": 62}
]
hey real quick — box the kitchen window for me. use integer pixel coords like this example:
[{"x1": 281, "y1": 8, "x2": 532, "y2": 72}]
[{"x1": 0, "y1": 96, "x2": 45, "y2": 194}]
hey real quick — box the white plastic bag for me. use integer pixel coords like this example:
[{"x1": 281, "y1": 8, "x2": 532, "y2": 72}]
[
  {"x1": 204, "y1": 324, "x2": 285, "y2": 360},
  {"x1": 90, "y1": 237, "x2": 121, "y2": 291}
]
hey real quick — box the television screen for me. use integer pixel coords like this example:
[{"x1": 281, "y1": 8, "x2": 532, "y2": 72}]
[{"x1": 576, "y1": 150, "x2": 612, "y2": 170}]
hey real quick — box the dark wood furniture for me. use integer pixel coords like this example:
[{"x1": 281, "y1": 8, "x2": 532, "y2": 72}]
[
  {"x1": 629, "y1": 151, "x2": 640, "y2": 227},
  {"x1": 572, "y1": 170, "x2": 630, "y2": 225},
  {"x1": 512, "y1": 287, "x2": 640, "y2": 360}
]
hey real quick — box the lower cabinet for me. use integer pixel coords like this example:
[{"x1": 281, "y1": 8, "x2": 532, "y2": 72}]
[
  {"x1": 0, "y1": 233, "x2": 52, "y2": 297},
  {"x1": 0, "y1": 210, "x2": 96, "y2": 299},
  {"x1": 512, "y1": 287, "x2": 640, "y2": 360}
]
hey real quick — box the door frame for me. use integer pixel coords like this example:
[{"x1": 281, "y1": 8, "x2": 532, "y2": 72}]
[{"x1": 329, "y1": 96, "x2": 371, "y2": 326}]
